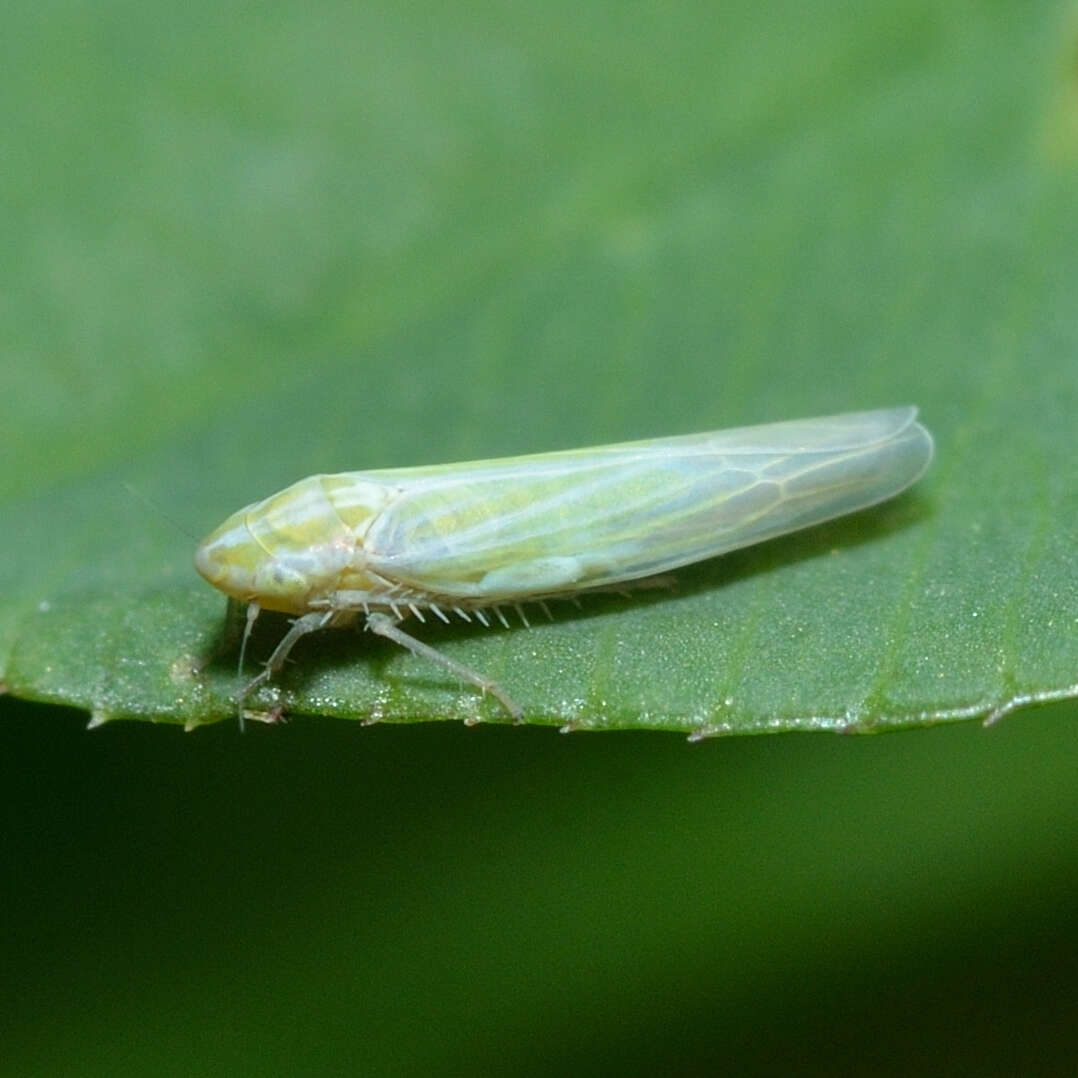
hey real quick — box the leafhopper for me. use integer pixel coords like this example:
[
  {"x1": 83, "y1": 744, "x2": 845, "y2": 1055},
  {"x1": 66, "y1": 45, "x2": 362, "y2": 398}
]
[{"x1": 195, "y1": 407, "x2": 933, "y2": 720}]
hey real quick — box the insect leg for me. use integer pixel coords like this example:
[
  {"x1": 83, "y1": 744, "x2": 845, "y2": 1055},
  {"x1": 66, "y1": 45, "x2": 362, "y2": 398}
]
[
  {"x1": 237, "y1": 610, "x2": 336, "y2": 725},
  {"x1": 365, "y1": 611, "x2": 523, "y2": 720},
  {"x1": 574, "y1": 572, "x2": 679, "y2": 600},
  {"x1": 587, "y1": 572, "x2": 678, "y2": 596},
  {"x1": 237, "y1": 601, "x2": 261, "y2": 680}
]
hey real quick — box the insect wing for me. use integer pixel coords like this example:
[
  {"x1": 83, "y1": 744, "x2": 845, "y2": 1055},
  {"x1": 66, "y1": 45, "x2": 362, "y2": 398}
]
[{"x1": 360, "y1": 407, "x2": 932, "y2": 600}]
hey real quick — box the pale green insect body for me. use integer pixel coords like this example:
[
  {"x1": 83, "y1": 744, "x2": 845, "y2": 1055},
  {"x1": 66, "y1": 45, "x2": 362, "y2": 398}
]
[{"x1": 195, "y1": 407, "x2": 933, "y2": 719}]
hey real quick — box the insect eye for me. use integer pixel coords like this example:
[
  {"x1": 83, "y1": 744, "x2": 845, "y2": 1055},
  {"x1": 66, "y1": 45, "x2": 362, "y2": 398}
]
[{"x1": 253, "y1": 560, "x2": 308, "y2": 598}]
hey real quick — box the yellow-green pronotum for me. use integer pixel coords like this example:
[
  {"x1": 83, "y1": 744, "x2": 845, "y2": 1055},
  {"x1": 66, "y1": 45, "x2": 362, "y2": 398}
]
[{"x1": 196, "y1": 406, "x2": 933, "y2": 719}]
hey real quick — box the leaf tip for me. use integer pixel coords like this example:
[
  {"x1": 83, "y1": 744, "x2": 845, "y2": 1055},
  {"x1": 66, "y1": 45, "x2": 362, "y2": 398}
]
[{"x1": 86, "y1": 710, "x2": 112, "y2": 730}]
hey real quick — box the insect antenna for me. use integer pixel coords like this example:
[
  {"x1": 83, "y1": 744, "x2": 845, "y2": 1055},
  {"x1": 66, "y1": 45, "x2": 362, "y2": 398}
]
[{"x1": 123, "y1": 481, "x2": 198, "y2": 541}]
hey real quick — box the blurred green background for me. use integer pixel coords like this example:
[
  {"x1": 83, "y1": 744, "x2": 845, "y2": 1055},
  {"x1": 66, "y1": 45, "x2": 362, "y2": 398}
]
[{"x1": 4, "y1": 0, "x2": 1078, "y2": 1072}]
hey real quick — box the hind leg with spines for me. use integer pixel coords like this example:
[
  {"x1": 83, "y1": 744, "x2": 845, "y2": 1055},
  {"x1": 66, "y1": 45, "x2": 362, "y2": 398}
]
[{"x1": 365, "y1": 611, "x2": 523, "y2": 719}]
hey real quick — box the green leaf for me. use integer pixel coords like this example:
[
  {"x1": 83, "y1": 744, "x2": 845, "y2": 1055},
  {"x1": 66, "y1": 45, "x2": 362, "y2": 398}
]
[{"x1": 3, "y1": 0, "x2": 1077, "y2": 734}]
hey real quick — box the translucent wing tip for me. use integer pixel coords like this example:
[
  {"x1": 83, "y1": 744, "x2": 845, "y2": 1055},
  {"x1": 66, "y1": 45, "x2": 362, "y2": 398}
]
[
  {"x1": 838, "y1": 405, "x2": 934, "y2": 494},
  {"x1": 903, "y1": 408, "x2": 935, "y2": 483},
  {"x1": 879, "y1": 404, "x2": 934, "y2": 481},
  {"x1": 845, "y1": 405, "x2": 935, "y2": 502}
]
